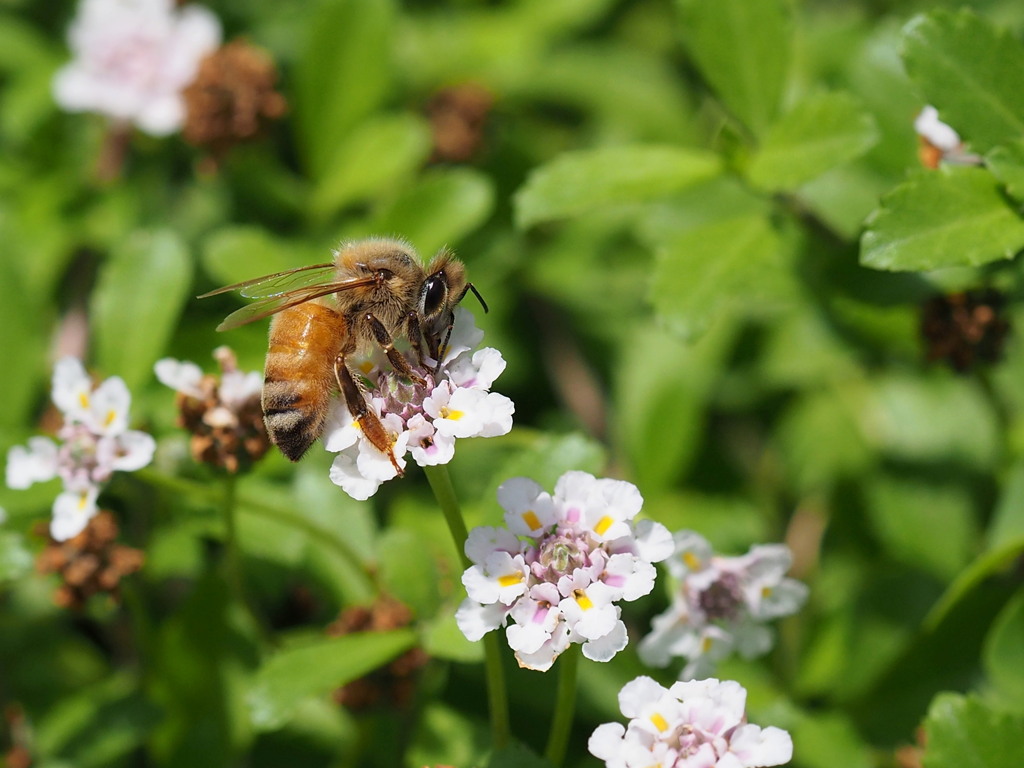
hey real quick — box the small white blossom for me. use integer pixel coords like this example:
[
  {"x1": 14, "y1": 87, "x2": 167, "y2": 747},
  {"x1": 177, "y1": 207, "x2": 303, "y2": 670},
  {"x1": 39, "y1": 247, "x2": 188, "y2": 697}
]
[
  {"x1": 53, "y1": 0, "x2": 222, "y2": 135},
  {"x1": 588, "y1": 676, "x2": 793, "y2": 768},
  {"x1": 5, "y1": 358, "x2": 155, "y2": 541},
  {"x1": 913, "y1": 105, "x2": 982, "y2": 167},
  {"x1": 638, "y1": 532, "x2": 808, "y2": 680},
  {"x1": 455, "y1": 471, "x2": 673, "y2": 671},
  {"x1": 324, "y1": 308, "x2": 514, "y2": 499}
]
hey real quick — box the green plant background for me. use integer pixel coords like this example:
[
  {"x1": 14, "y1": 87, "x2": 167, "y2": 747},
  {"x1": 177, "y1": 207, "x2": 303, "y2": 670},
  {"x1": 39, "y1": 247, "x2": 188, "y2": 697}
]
[{"x1": 2, "y1": 0, "x2": 1024, "y2": 766}]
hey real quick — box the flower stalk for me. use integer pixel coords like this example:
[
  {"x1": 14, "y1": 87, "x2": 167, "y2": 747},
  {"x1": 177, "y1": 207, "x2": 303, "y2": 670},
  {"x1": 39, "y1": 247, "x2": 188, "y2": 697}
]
[
  {"x1": 544, "y1": 643, "x2": 579, "y2": 767},
  {"x1": 424, "y1": 463, "x2": 509, "y2": 749}
]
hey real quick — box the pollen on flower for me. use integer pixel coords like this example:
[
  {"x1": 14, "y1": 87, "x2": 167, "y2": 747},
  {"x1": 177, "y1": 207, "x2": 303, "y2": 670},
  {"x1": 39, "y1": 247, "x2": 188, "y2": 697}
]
[
  {"x1": 574, "y1": 589, "x2": 594, "y2": 611},
  {"x1": 594, "y1": 515, "x2": 613, "y2": 536},
  {"x1": 521, "y1": 510, "x2": 542, "y2": 531},
  {"x1": 498, "y1": 572, "x2": 524, "y2": 588},
  {"x1": 650, "y1": 712, "x2": 670, "y2": 732},
  {"x1": 683, "y1": 551, "x2": 702, "y2": 570}
]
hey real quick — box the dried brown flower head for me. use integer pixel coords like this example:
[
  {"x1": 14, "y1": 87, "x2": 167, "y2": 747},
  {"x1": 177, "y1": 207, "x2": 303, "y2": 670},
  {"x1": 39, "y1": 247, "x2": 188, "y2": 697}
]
[
  {"x1": 35, "y1": 510, "x2": 143, "y2": 609},
  {"x1": 159, "y1": 347, "x2": 271, "y2": 474},
  {"x1": 326, "y1": 595, "x2": 429, "y2": 711},
  {"x1": 182, "y1": 39, "x2": 287, "y2": 160},
  {"x1": 920, "y1": 288, "x2": 1010, "y2": 373},
  {"x1": 425, "y1": 83, "x2": 494, "y2": 163}
]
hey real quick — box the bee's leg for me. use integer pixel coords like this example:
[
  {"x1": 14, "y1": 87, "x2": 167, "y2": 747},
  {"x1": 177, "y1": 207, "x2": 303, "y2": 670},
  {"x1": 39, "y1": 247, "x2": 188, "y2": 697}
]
[
  {"x1": 405, "y1": 311, "x2": 427, "y2": 368},
  {"x1": 433, "y1": 313, "x2": 456, "y2": 376},
  {"x1": 333, "y1": 354, "x2": 404, "y2": 476},
  {"x1": 364, "y1": 312, "x2": 426, "y2": 385}
]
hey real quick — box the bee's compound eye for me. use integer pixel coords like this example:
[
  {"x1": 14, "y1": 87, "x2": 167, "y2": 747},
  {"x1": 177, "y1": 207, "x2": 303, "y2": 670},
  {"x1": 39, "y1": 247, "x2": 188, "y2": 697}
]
[{"x1": 421, "y1": 275, "x2": 448, "y2": 318}]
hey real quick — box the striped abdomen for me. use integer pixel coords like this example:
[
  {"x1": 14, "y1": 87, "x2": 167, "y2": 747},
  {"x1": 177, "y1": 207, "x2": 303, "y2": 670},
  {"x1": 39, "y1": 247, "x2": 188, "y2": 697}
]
[{"x1": 263, "y1": 302, "x2": 346, "y2": 461}]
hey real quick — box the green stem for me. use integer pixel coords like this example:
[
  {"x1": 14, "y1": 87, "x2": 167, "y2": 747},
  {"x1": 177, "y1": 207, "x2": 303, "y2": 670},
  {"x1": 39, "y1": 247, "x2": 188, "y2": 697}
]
[
  {"x1": 423, "y1": 464, "x2": 509, "y2": 750},
  {"x1": 135, "y1": 468, "x2": 375, "y2": 601},
  {"x1": 544, "y1": 644, "x2": 579, "y2": 767}
]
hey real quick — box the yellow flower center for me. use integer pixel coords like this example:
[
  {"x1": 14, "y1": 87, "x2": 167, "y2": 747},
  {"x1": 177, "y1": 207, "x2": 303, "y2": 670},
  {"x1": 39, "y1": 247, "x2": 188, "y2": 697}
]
[
  {"x1": 593, "y1": 515, "x2": 613, "y2": 536},
  {"x1": 105, "y1": 409, "x2": 118, "y2": 427},
  {"x1": 573, "y1": 589, "x2": 593, "y2": 611},
  {"x1": 650, "y1": 712, "x2": 669, "y2": 733},
  {"x1": 441, "y1": 407, "x2": 464, "y2": 421},
  {"x1": 683, "y1": 551, "x2": 702, "y2": 571},
  {"x1": 498, "y1": 572, "x2": 524, "y2": 588},
  {"x1": 78, "y1": 392, "x2": 90, "y2": 409},
  {"x1": 521, "y1": 510, "x2": 542, "y2": 531}
]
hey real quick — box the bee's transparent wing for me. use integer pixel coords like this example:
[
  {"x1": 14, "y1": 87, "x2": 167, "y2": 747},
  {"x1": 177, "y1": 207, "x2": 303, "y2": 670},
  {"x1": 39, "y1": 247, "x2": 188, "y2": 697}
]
[
  {"x1": 202, "y1": 268, "x2": 379, "y2": 331},
  {"x1": 198, "y1": 262, "x2": 337, "y2": 300}
]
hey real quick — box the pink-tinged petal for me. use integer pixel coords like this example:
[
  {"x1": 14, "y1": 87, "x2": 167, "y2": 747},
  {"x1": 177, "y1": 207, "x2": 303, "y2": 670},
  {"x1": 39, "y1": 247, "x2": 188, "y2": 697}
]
[
  {"x1": 51, "y1": 486, "x2": 100, "y2": 541},
  {"x1": 455, "y1": 599, "x2": 507, "y2": 641},
  {"x1": 6, "y1": 438, "x2": 60, "y2": 489},
  {"x1": 506, "y1": 620, "x2": 552, "y2": 655}
]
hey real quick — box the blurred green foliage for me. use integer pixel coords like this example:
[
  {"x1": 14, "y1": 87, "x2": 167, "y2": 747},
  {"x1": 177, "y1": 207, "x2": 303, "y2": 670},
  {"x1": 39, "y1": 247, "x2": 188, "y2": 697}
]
[{"x1": 2, "y1": 0, "x2": 1024, "y2": 766}]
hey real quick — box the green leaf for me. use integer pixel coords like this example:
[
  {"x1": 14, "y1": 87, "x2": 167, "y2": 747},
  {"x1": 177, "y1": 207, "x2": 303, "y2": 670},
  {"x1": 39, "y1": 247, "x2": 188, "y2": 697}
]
[
  {"x1": 201, "y1": 226, "x2": 321, "y2": 290},
  {"x1": 860, "y1": 166, "x2": 1024, "y2": 272},
  {"x1": 858, "y1": 374, "x2": 999, "y2": 468},
  {"x1": 922, "y1": 693, "x2": 1024, "y2": 768},
  {"x1": 248, "y1": 630, "x2": 416, "y2": 730},
  {"x1": 91, "y1": 230, "x2": 193, "y2": 391},
  {"x1": 514, "y1": 145, "x2": 720, "y2": 228},
  {"x1": 986, "y1": 139, "x2": 1024, "y2": 205},
  {"x1": 0, "y1": 531, "x2": 32, "y2": 581},
  {"x1": 650, "y1": 214, "x2": 793, "y2": 340},
  {"x1": 309, "y1": 113, "x2": 432, "y2": 222},
  {"x1": 368, "y1": 168, "x2": 495, "y2": 257},
  {"x1": 746, "y1": 92, "x2": 880, "y2": 191},
  {"x1": 488, "y1": 742, "x2": 555, "y2": 768},
  {"x1": 677, "y1": 0, "x2": 792, "y2": 135},
  {"x1": 293, "y1": 0, "x2": 396, "y2": 176},
  {"x1": 377, "y1": 528, "x2": 441, "y2": 619},
  {"x1": 984, "y1": 590, "x2": 1024, "y2": 712},
  {"x1": 864, "y1": 473, "x2": 976, "y2": 580},
  {"x1": 616, "y1": 320, "x2": 738, "y2": 490},
  {"x1": 902, "y1": 9, "x2": 1024, "y2": 153}
]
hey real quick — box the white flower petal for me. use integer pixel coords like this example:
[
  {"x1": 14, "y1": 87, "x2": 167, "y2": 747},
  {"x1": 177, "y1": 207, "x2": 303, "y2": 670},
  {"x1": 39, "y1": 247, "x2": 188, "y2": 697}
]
[
  {"x1": 109, "y1": 430, "x2": 156, "y2": 472},
  {"x1": 328, "y1": 450, "x2": 382, "y2": 501},
  {"x1": 51, "y1": 486, "x2": 100, "y2": 541},
  {"x1": 581, "y1": 619, "x2": 628, "y2": 662},
  {"x1": 455, "y1": 598, "x2": 506, "y2": 641},
  {"x1": 154, "y1": 358, "x2": 205, "y2": 398},
  {"x1": 52, "y1": 357, "x2": 92, "y2": 418},
  {"x1": 6, "y1": 437, "x2": 60, "y2": 489}
]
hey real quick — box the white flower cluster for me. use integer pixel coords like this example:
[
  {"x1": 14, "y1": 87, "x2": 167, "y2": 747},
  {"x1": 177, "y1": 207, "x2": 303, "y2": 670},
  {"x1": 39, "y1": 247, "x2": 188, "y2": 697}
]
[
  {"x1": 639, "y1": 532, "x2": 808, "y2": 680},
  {"x1": 5, "y1": 358, "x2": 155, "y2": 541},
  {"x1": 155, "y1": 347, "x2": 263, "y2": 421},
  {"x1": 53, "y1": 0, "x2": 221, "y2": 135},
  {"x1": 456, "y1": 471, "x2": 673, "y2": 671},
  {"x1": 589, "y1": 676, "x2": 793, "y2": 768},
  {"x1": 325, "y1": 308, "x2": 514, "y2": 500}
]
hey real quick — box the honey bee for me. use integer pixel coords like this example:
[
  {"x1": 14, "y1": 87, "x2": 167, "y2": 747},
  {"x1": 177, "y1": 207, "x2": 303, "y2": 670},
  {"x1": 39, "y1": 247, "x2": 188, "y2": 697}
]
[{"x1": 199, "y1": 238, "x2": 487, "y2": 471}]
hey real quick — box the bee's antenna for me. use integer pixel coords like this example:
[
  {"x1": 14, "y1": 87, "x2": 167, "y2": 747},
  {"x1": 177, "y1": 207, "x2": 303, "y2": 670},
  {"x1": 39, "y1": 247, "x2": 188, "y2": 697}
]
[{"x1": 468, "y1": 283, "x2": 489, "y2": 313}]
